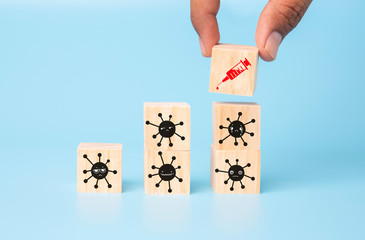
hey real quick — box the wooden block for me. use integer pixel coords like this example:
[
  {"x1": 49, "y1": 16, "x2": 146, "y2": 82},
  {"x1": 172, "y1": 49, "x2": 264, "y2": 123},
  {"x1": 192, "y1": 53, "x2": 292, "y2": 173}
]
[
  {"x1": 144, "y1": 149, "x2": 190, "y2": 194},
  {"x1": 77, "y1": 143, "x2": 122, "y2": 193},
  {"x1": 144, "y1": 102, "x2": 190, "y2": 151},
  {"x1": 213, "y1": 102, "x2": 260, "y2": 150},
  {"x1": 209, "y1": 44, "x2": 259, "y2": 96},
  {"x1": 210, "y1": 145, "x2": 260, "y2": 194}
]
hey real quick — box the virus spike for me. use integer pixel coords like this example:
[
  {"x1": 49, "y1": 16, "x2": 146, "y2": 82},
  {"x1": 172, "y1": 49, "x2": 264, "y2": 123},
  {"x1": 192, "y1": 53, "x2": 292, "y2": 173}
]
[
  {"x1": 105, "y1": 159, "x2": 110, "y2": 165},
  {"x1": 174, "y1": 132, "x2": 185, "y2": 140},
  {"x1": 146, "y1": 122, "x2": 159, "y2": 128},
  {"x1": 236, "y1": 159, "x2": 239, "y2": 165},
  {"x1": 151, "y1": 165, "x2": 159, "y2": 169},
  {"x1": 215, "y1": 169, "x2": 228, "y2": 173},
  {"x1": 226, "y1": 117, "x2": 231, "y2": 123},
  {"x1": 225, "y1": 159, "x2": 232, "y2": 166},
  {"x1": 175, "y1": 176, "x2": 183, "y2": 182},
  {"x1": 155, "y1": 179, "x2": 162, "y2": 187},
  {"x1": 109, "y1": 170, "x2": 117, "y2": 174},
  {"x1": 230, "y1": 181, "x2": 235, "y2": 191},
  {"x1": 170, "y1": 156, "x2": 176, "y2": 164},
  {"x1": 245, "y1": 175, "x2": 255, "y2": 181},
  {"x1": 240, "y1": 180, "x2": 245, "y2": 189},
  {"x1": 175, "y1": 121, "x2": 183, "y2": 126},
  {"x1": 168, "y1": 181, "x2": 172, "y2": 193},
  {"x1": 169, "y1": 137, "x2": 173, "y2": 147},
  {"x1": 169, "y1": 115, "x2": 172, "y2": 121},
  {"x1": 105, "y1": 178, "x2": 112, "y2": 188},
  {"x1": 224, "y1": 177, "x2": 230, "y2": 184},
  {"x1": 240, "y1": 136, "x2": 248, "y2": 146},
  {"x1": 157, "y1": 136, "x2": 164, "y2": 147},
  {"x1": 158, "y1": 151, "x2": 164, "y2": 164},
  {"x1": 84, "y1": 175, "x2": 93, "y2": 183},
  {"x1": 219, "y1": 125, "x2": 228, "y2": 129},
  {"x1": 94, "y1": 179, "x2": 99, "y2": 189},
  {"x1": 158, "y1": 113, "x2": 164, "y2": 121},
  {"x1": 175, "y1": 166, "x2": 181, "y2": 170},
  {"x1": 237, "y1": 112, "x2": 242, "y2": 121},
  {"x1": 244, "y1": 119, "x2": 256, "y2": 125},
  {"x1": 83, "y1": 170, "x2": 91, "y2": 174},
  {"x1": 152, "y1": 132, "x2": 160, "y2": 139},
  {"x1": 243, "y1": 163, "x2": 251, "y2": 168},
  {"x1": 98, "y1": 153, "x2": 102, "y2": 162},
  {"x1": 148, "y1": 173, "x2": 159, "y2": 178},
  {"x1": 83, "y1": 154, "x2": 94, "y2": 165},
  {"x1": 246, "y1": 131, "x2": 254, "y2": 137},
  {"x1": 234, "y1": 137, "x2": 239, "y2": 146},
  {"x1": 219, "y1": 134, "x2": 230, "y2": 144}
]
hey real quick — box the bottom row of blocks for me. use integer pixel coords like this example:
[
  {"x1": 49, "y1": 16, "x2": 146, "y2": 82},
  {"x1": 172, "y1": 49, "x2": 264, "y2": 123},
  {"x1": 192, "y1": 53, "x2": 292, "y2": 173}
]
[{"x1": 77, "y1": 143, "x2": 260, "y2": 194}]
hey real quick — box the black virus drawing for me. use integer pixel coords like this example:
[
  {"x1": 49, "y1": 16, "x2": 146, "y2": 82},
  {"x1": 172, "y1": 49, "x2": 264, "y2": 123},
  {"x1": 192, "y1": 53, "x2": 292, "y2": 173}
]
[
  {"x1": 219, "y1": 112, "x2": 255, "y2": 146},
  {"x1": 145, "y1": 113, "x2": 185, "y2": 147},
  {"x1": 215, "y1": 159, "x2": 255, "y2": 191},
  {"x1": 83, "y1": 153, "x2": 117, "y2": 189},
  {"x1": 148, "y1": 151, "x2": 183, "y2": 193}
]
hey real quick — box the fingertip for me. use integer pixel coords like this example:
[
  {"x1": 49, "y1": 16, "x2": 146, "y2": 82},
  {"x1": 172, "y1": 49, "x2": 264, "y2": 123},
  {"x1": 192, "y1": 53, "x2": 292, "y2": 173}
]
[
  {"x1": 198, "y1": 33, "x2": 219, "y2": 58},
  {"x1": 256, "y1": 35, "x2": 275, "y2": 62},
  {"x1": 200, "y1": 40, "x2": 214, "y2": 57},
  {"x1": 199, "y1": 37, "x2": 208, "y2": 57},
  {"x1": 259, "y1": 49, "x2": 275, "y2": 62},
  {"x1": 258, "y1": 31, "x2": 282, "y2": 61},
  {"x1": 266, "y1": 31, "x2": 282, "y2": 60},
  {"x1": 196, "y1": 17, "x2": 219, "y2": 57}
]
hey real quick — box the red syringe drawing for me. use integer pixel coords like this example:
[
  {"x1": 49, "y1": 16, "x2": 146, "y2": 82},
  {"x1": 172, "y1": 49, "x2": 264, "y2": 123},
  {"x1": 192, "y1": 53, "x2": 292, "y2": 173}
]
[{"x1": 216, "y1": 58, "x2": 251, "y2": 90}]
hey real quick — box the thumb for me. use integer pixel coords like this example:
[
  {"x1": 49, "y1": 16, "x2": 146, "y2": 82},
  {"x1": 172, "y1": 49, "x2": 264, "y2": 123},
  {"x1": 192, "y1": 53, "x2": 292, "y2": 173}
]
[
  {"x1": 191, "y1": 0, "x2": 220, "y2": 57},
  {"x1": 255, "y1": 0, "x2": 312, "y2": 61}
]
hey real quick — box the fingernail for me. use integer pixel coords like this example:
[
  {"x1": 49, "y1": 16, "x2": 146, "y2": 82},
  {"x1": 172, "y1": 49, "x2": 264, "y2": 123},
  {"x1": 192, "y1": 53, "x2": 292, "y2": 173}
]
[
  {"x1": 265, "y1": 31, "x2": 282, "y2": 60},
  {"x1": 199, "y1": 37, "x2": 206, "y2": 56}
]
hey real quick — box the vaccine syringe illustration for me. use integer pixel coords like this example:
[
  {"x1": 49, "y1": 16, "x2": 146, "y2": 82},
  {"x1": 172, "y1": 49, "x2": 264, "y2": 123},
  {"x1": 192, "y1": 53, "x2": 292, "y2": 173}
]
[{"x1": 216, "y1": 58, "x2": 251, "y2": 90}]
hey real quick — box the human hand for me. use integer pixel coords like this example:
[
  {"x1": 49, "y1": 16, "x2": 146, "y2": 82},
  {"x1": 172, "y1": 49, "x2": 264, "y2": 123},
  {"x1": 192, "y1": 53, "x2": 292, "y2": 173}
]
[{"x1": 190, "y1": 0, "x2": 312, "y2": 61}]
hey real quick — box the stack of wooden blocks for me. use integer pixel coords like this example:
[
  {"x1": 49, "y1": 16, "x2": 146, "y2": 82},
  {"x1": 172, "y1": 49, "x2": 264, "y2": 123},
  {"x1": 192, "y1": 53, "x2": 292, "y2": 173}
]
[
  {"x1": 209, "y1": 44, "x2": 261, "y2": 194},
  {"x1": 210, "y1": 102, "x2": 261, "y2": 193},
  {"x1": 144, "y1": 102, "x2": 191, "y2": 194},
  {"x1": 76, "y1": 44, "x2": 262, "y2": 195}
]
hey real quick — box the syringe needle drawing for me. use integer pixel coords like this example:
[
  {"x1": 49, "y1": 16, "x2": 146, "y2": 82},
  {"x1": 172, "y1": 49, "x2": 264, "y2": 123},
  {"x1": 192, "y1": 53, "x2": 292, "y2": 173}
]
[
  {"x1": 215, "y1": 159, "x2": 255, "y2": 191},
  {"x1": 216, "y1": 58, "x2": 251, "y2": 90},
  {"x1": 148, "y1": 151, "x2": 183, "y2": 193},
  {"x1": 145, "y1": 113, "x2": 185, "y2": 147},
  {"x1": 219, "y1": 112, "x2": 255, "y2": 146},
  {"x1": 83, "y1": 153, "x2": 117, "y2": 189}
]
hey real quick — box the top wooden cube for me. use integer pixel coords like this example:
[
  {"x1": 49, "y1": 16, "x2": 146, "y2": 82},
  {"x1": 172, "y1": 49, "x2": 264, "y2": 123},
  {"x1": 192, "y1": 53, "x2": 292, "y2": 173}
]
[
  {"x1": 209, "y1": 44, "x2": 259, "y2": 96},
  {"x1": 144, "y1": 102, "x2": 190, "y2": 151}
]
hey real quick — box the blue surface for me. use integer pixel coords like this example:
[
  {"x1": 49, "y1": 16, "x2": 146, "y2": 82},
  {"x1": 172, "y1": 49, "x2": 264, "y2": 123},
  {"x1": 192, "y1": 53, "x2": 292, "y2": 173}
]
[{"x1": 1, "y1": 1, "x2": 364, "y2": 239}]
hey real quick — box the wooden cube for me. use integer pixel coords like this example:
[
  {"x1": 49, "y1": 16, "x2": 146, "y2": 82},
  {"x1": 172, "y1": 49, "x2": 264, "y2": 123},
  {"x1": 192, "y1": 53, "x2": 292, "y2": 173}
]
[
  {"x1": 213, "y1": 102, "x2": 260, "y2": 150},
  {"x1": 144, "y1": 149, "x2": 190, "y2": 194},
  {"x1": 209, "y1": 44, "x2": 259, "y2": 96},
  {"x1": 144, "y1": 102, "x2": 190, "y2": 151},
  {"x1": 210, "y1": 145, "x2": 260, "y2": 194},
  {"x1": 77, "y1": 143, "x2": 122, "y2": 193}
]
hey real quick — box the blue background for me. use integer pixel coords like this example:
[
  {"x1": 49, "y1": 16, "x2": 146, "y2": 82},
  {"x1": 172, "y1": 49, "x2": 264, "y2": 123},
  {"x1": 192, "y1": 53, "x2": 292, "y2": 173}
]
[{"x1": 1, "y1": 0, "x2": 364, "y2": 239}]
